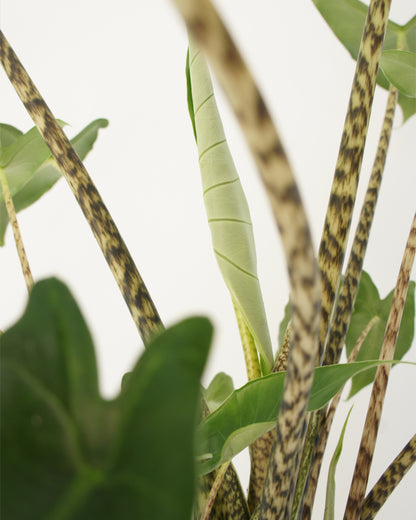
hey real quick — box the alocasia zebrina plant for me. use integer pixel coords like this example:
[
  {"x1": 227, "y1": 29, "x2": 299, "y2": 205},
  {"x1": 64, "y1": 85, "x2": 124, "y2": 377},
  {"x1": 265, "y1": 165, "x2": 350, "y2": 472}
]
[{"x1": 1, "y1": 0, "x2": 415, "y2": 519}]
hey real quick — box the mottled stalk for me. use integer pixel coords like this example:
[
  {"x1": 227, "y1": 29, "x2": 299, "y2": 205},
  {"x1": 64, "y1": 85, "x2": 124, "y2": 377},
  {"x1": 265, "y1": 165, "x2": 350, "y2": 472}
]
[
  {"x1": 299, "y1": 84, "x2": 398, "y2": 520},
  {"x1": 233, "y1": 299, "x2": 262, "y2": 381},
  {"x1": 247, "y1": 326, "x2": 292, "y2": 512},
  {"x1": 361, "y1": 433, "x2": 416, "y2": 520},
  {"x1": 0, "y1": 31, "x2": 162, "y2": 344},
  {"x1": 0, "y1": 167, "x2": 34, "y2": 292},
  {"x1": 195, "y1": 400, "x2": 250, "y2": 520},
  {"x1": 344, "y1": 213, "x2": 416, "y2": 519},
  {"x1": 323, "y1": 85, "x2": 398, "y2": 367},
  {"x1": 317, "y1": 0, "x2": 392, "y2": 362},
  {"x1": 200, "y1": 462, "x2": 231, "y2": 520},
  {"x1": 171, "y1": 2, "x2": 321, "y2": 518},
  {"x1": 301, "y1": 316, "x2": 379, "y2": 520}
]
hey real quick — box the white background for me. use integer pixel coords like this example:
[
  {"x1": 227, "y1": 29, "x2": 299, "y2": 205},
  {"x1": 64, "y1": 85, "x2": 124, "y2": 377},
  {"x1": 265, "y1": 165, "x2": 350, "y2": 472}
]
[{"x1": 1, "y1": 1, "x2": 415, "y2": 518}]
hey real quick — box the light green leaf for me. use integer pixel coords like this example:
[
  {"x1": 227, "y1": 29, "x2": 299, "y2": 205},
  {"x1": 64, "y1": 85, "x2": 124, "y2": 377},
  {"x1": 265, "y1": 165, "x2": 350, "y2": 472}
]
[
  {"x1": 203, "y1": 372, "x2": 235, "y2": 412},
  {"x1": 196, "y1": 360, "x2": 413, "y2": 474},
  {"x1": 380, "y1": 50, "x2": 416, "y2": 98},
  {"x1": 1, "y1": 278, "x2": 211, "y2": 520},
  {"x1": 0, "y1": 119, "x2": 108, "y2": 245},
  {"x1": 312, "y1": 0, "x2": 416, "y2": 120},
  {"x1": 346, "y1": 271, "x2": 415, "y2": 398},
  {"x1": 187, "y1": 39, "x2": 273, "y2": 372},
  {"x1": 324, "y1": 407, "x2": 353, "y2": 520},
  {"x1": 0, "y1": 123, "x2": 23, "y2": 149}
]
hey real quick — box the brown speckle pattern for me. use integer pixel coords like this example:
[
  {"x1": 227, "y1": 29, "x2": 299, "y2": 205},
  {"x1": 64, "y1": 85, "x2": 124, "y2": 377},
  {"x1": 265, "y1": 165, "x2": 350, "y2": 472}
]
[{"x1": 0, "y1": 31, "x2": 162, "y2": 345}]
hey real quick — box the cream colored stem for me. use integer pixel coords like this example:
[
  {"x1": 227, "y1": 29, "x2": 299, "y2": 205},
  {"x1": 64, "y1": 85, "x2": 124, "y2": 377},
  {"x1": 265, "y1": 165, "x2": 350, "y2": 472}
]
[{"x1": 0, "y1": 168, "x2": 34, "y2": 293}]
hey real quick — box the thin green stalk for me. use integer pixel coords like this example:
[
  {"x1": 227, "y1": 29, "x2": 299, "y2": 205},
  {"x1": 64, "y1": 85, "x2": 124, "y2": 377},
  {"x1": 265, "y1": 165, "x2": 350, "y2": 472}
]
[{"x1": 0, "y1": 167, "x2": 34, "y2": 292}]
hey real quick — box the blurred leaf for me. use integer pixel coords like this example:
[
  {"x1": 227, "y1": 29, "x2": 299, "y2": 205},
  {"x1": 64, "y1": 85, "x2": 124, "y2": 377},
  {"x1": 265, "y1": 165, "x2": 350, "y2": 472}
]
[
  {"x1": 187, "y1": 39, "x2": 273, "y2": 372},
  {"x1": 0, "y1": 119, "x2": 108, "y2": 245},
  {"x1": 0, "y1": 123, "x2": 23, "y2": 149},
  {"x1": 380, "y1": 50, "x2": 416, "y2": 97},
  {"x1": 1, "y1": 278, "x2": 211, "y2": 520},
  {"x1": 196, "y1": 359, "x2": 410, "y2": 474},
  {"x1": 324, "y1": 407, "x2": 353, "y2": 520},
  {"x1": 203, "y1": 372, "x2": 235, "y2": 412},
  {"x1": 346, "y1": 271, "x2": 415, "y2": 398},
  {"x1": 312, "y1": 0, "x2": 416, "y2": 120}
]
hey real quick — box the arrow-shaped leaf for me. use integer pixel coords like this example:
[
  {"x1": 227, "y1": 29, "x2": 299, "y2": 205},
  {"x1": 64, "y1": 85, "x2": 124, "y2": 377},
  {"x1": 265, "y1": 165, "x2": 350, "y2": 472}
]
[{"x1": 196, "y1": 360, "x2": 414, "y2": 475}]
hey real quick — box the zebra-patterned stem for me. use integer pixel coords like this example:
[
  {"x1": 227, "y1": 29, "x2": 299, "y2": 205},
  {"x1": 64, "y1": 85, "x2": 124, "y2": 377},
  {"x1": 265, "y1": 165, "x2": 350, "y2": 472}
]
[
  {"x1": 361, "y1": 433, "x2": 416, "y2": 520},
  {"x1": 171, "y1": 1, "x2": 321, "y2": 518},
  {"x1": 323, "y1": 85, "x2": 398, "y2": 367},
  {"x1": 0, "y1": 31, "x2": 162, "y2": 345},
  {"x1": 317, "y1": 0, "x2": 392, "y2": 362},
  {"x1": 300, "y1": 316, "x2": 378, "y2": 520},
  {"x1": 299, "y1": 84, "x2": 398, "y2": 520},
  {"x1": 195, "y1": 399, "x2": 250, "y2": 520},
  {"x1": 247, "y1": 326, "x2": 292, "y2": 512},
  {"x1": 344, "y1": 213, "x2": 416, "y2": 519}
]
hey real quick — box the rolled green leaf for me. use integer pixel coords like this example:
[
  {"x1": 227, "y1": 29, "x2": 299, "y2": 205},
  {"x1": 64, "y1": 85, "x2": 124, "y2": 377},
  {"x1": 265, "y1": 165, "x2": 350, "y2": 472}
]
[
  {"x1": 196, "y1": 360, "x2": 414, "y2": 475},
  {"x1": 187, "y1": 39, "x2": 273, "y2": 372},
  {"x1": 0, "y1": 119, "x2": 108, "y2": 245}
]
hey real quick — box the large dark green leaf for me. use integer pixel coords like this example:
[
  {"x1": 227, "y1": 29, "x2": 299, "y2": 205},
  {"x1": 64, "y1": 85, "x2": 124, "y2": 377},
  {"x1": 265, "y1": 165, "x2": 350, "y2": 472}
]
[
  {"x1": 312, "y1": 0, "x2": 416, "y2": 120},
  {"x1": 0, "y1": 119, "x2": 108, "y2": 245},
  {"x1": 1, "y1": 278, "x2": 212, "y2": 520},
  {"x1": 196, "y1": 359, "x2": 413, "y2": 475},
  {"x1": 345, "y1": 271, "x2": 415, "y2": 398}
]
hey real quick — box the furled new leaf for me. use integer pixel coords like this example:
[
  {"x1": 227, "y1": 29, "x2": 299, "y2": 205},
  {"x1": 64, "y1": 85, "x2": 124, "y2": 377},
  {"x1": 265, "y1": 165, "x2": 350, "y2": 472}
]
[
  {"x1": 346, "y1": 271, "x2": 415, "y2": 398},
  {"x1": 196, "y1": 360, "x2": 411, "y2": 475},
  {"x1": 1, "y1": 278, "x2": 211, "y2": 520},
  {"x1": 186, "y1": 40, "x2": 273, "y2": 372},
  {"x1": 312, "y1": 0, "x2": 416, "y2": 120},
  {"x1": 0, "y1": 119, "x2": 108, "y2": 245}
]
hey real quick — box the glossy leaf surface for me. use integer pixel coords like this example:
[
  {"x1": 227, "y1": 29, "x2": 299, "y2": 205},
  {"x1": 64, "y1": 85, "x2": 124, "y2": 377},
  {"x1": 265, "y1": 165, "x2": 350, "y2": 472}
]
[
  {"x1": 196, "y1": 360, "x2": 413, "y2": 475},
  {"x1": 1, "y1": 278, "x2": 211, "y2": 520}
]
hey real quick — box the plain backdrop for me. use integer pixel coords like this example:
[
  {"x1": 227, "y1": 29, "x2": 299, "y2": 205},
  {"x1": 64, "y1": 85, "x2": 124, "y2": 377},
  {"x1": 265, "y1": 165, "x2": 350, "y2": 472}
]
[{"x1": 1, "y1": 1, "x2": 415, "y2": 518}]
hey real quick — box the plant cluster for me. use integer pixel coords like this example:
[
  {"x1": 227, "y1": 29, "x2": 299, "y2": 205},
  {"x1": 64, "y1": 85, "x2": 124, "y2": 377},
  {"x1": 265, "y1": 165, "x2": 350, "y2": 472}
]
[{"x1": 1, "y1": 0, "x2": 415, "y2": 519}]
